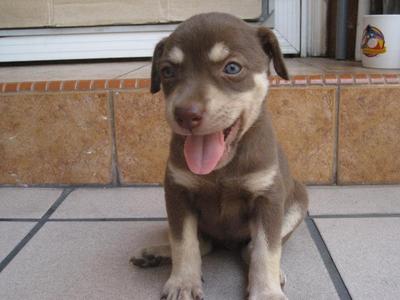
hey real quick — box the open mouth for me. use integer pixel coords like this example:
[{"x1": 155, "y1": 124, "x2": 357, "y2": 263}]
[
  {"x1": 223, "y1": 124, "x2": 233, "y2": 140},
  {"x1": 183, "y1": 118, "x2": 240, "y2": 175}
]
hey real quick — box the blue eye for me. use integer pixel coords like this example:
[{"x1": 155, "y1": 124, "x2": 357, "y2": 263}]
[
  {"x1": 161, "y1": 66, "x2": 175, "y2": 78},
  {"x1": 223, "y1": 62, "x2": 242, "y2": 75}
]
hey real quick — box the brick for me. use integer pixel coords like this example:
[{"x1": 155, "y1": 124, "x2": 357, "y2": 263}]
[
  {"x1": 369, "y1": 74, "x2": 385, "y2": 84},
  {"x1": 18, "y1": 82, "x2": 33, "y2": 92},
  {"x1": 122, "y1": 79, "x2": 137, "y2": 89},
  {"x1": 309, "y1": 75, "x2": 324, "y2": 85},
  {"x1": 137, "y1": 79, "x2": 151, "y2": 89},
  {"x1": 354, "y1": 74, "x2": 370, "y2": 84},
  {"x1": 324, "y1": 74, "x2": 338, "y2": 85},
  {"x1": 277, "y1": 78, "x2": 292, "y2": 86},
  {"x1": 47, "y1": 81, "x2": 62, "y2": 92},
  {"x1": 292, "y1": 75, "x2": 308, "y2": 85},
  {"x1": 4, "y1": 83, "x2": 18, "y2": 93},
  {"x1": 384, "y1": 74, "x2": 399, "y2": 84},
  {"x1": 93, "y1": 80, "x2": 106, "y2": 90},
  {"x1": 62, "y1": 81, "x2": 77, "y2": 91},
  {"x1": 339, "y1": 74, "x2": 354, "y2": 85},
  {"x1": 77, "y1": 80, "x2": 92, "y2": 91},
  {"x1": 108, "y1": 79, "x2": 121, "y2": 89},
  {"x1": 33, "y1": 81, "x2": 47, "y2": 92}
]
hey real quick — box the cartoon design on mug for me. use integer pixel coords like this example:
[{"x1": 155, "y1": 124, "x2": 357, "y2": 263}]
[{"x1": 361, "y1": 25, "x2": 387, "y2": 57}]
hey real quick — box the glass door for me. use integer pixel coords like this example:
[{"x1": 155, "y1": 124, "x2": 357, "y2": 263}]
[{"x1": 0, "y1": 0, "x2": 303, "y2": 62}]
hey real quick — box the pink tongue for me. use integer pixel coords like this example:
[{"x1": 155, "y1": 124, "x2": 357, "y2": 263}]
[{"x1": 184, "y1": 132, "x2": 225, "y2": 175}]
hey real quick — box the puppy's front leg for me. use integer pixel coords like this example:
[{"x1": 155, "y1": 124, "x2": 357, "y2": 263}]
[
  {"x1": 162, "y1": 184, "x2": 203, "y2": 300},
  {"x1": 248, "y1": 197, "x2": 287, "y2": 300}
]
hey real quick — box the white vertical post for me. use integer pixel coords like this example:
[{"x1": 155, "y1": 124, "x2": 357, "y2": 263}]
[{"x1": 301, "y1": 0, "x2": 308, "y2": 57}]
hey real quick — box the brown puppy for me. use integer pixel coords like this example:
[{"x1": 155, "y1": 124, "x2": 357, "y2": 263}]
[{"x1": 131, "y1": 12, "x2": 309, "y2": 300}]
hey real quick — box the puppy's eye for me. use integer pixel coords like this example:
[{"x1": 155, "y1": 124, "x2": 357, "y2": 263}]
[
  {"x1": 161, "y1": 66, "x2": 175, "y2": 78},
  {"x1": 223, "y1": 62, "x2": 242, "y2": 75}
]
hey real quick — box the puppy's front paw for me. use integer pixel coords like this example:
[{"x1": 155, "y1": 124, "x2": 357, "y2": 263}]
[
  {"x1": 161, "y1": 276, "x2": 204, "y2": 300},
  {"x1": 248, "y1": 290, "x2": 288, "y2": 300},
  {"x1": 130, "y1": 247, "x2": 171, "y2": 268}
]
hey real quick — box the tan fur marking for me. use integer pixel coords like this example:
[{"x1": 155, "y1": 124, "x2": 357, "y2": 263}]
[
  {"x1": 208, "y1": 42, "x2": 230, "y2": 62},
  {"x1": 239, "y1": 73, "x2": 269, "y2": 138},
  {"x1": 168, "y1": 46, "x2": 184, "y2": 64},
  {"x1": 243, "y1": 164, "x2": 278, "y2": 195},
  {"x1": 205, "y1": 83, "x2": 243, "y2": 130},
  {"x1": 168, "y1": 162, "x2": 199, "y2": 189},
  {"x1": 281, "y1": 203, "x2": 303, "y2": 238},
  {"x1": 205, "y1": 72, "x2": 269, "y2": 135},
  {"x1": 165, "y1": 72, "x2": 269, "y2": 138}
]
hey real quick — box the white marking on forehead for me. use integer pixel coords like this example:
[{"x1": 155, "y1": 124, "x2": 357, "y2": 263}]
[
  {"x1": 168, "y1": 46, "x2": 184, "y2": 64},
  {"x1": 208, "y1": 42, "x2": 230, "y2": 62}
]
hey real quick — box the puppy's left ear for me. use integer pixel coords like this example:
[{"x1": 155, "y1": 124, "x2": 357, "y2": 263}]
[
  {"x1": 257, "y1": 27, "x2": 289, "y2": 80},
  {"x1": 150, "y1": 38, "x2": 167, "y2": 94}
]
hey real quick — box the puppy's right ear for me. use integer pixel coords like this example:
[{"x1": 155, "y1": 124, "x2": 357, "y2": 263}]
[{"x1": 150, "y1": 38, "x2": 167, "y2": 94}]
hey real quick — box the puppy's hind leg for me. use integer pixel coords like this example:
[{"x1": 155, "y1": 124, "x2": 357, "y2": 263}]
[
  {"x1": 241, "y1": 243, "x2": 287, "y2": 288},
  {"x1": 281, "y1": 180, "x2": 309, "y2": 243},
  {"x1": 240, "y1": 181, "x2": 308, "y2": 293},
  {"x1": 131, "y1": 235, "x2": 213, "y2": 268},
  {"x1": 247, "y1": 197, "x2": 287, "y2": 300}
]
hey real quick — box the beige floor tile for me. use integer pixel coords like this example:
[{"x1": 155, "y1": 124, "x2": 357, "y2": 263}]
[
  {"x1": 0, "y1": 188, "x2": 61, "y2": 218},
  {"x1": 0, "y1": 61, "x2": 148, "y2": 83},
  {"x1": 308, "y1": 186, "x2": 400, "y2": 216},
  {"x1": 51, "y1": 187, "x2": 166, "y2": 219},
  {"x1": 0, "y1": 222, "x2": 35, "y2": 261},
  {"x1": 118, "y1": 63, "x2": 151, "y2": 79},
  {"x1": 0, "y1": 221, "x2": 338, "y2": 299},
  {"x1": 316, "y1": 218, "x2": 400, "y2": 300}
]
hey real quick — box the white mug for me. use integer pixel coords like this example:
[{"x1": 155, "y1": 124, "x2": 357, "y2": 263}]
[{"x1": 361, "y1": 15, "x2": 400, "y2": 69}]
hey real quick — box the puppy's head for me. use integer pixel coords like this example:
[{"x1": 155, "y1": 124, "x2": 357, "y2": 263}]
[{"x1": 151, "y1": 13, "x2": 288, "y2": 175}]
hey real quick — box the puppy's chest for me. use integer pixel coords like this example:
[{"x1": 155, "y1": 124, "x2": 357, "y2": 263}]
[{"x1": 192, "y1": 183, "x2": 254, "y2": 241}]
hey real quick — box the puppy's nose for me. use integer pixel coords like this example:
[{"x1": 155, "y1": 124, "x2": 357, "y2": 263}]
[{"x1": 174, "y1": 105, "x2": 203, "y2": 131}]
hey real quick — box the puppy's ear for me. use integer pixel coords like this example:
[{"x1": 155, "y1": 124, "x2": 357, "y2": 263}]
[
  {"x1": 150, "y1": 38, "x2": 167, "y2": 94},
  {"x1": 257, "y1": 27, "x2": 289, "y2": 80}
]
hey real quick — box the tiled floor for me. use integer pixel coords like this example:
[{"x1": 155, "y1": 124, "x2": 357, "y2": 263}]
[
  {"x1": 1, "y1": 58, "x2": 399, "y2": 83},
  {"x1": 0, "y1": 186, "x2": 399, "y2": 299}
]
